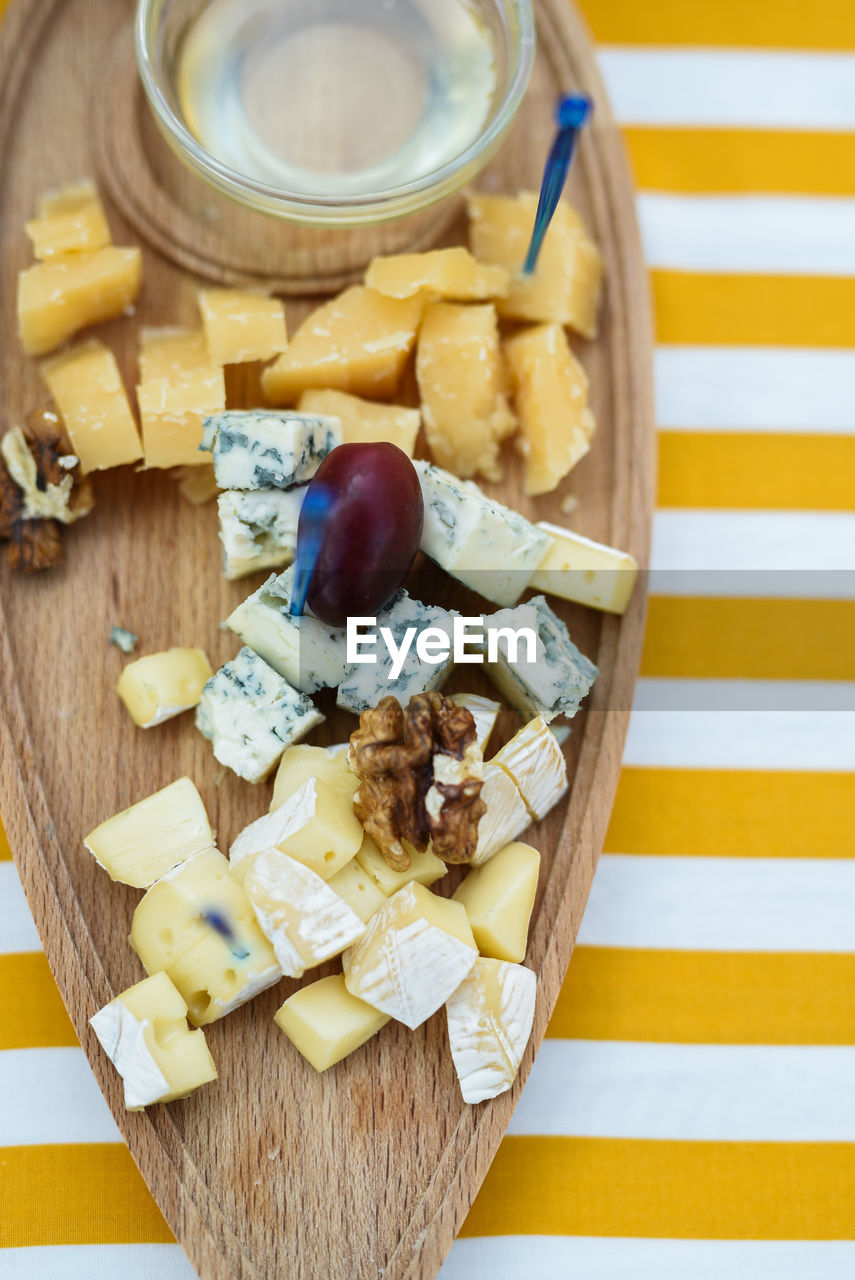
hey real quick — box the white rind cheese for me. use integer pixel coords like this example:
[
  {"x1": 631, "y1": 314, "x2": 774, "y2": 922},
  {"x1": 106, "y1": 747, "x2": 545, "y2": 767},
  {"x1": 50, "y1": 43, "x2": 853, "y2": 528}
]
[
  {"x1": 200, "y1": 410, "x2": 340, "y2": 490},
  {"x1": 530, "y1": 521, "x2": 639, "y2": 615},
  {"x1": 217, "y1": 488, "x2": 305, "y2": 580},
  {"x1": 230, "y1": 776, "x2": 362, "y2": 881},
  {"x1": 482, "y1": 595, "x2": 597, "y2": 722},
  {"x1": 445, "y1": 957, "x2": 536, "y2": 1104},
  {"x1": 90, "y1": 999, "x2": 172, "y2": 1111},
  {"x1": 470, "y1": 763, "x2": 531, "y2": 866},
  {"x1": 450, "y1": 693, "x2": 501, "y2": 753},
  {"x1": 336, "y1": 592, "x2": 457, "y2": 713},
  {"x1": 84, "y1": 777, "x2": 214, "y2": 888},
  {"x1": 494, "y1": 717, "x2": 568, "y2": 821}
]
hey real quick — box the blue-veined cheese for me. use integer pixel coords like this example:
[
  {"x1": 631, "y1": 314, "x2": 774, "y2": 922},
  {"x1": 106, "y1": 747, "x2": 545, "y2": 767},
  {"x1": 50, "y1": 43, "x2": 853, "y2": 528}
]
[
  {"x1": 482, "y1": 595, "x2": 597, "y2": 722},
  {"x1": 336, "y1": 592, "x2": 458, "y2": 714},
  {"x1": 200, "y1": 410, "x2": 340, "y2": 490},
  {"x1": 217, "y1": 487, "x2": 305, "y2": 580},
  {"x1": 445, "y1": 957, "x2": 536, "y2": 1103}
]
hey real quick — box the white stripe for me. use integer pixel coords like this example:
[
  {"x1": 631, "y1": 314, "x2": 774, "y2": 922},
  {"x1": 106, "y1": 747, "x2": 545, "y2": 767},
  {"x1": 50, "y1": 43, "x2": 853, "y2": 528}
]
[
  {"x1": 0, "y1": 862, "x2": 42, "y2": 954},
  {"x1": 0, "y1": 1049, "x2": 121, "y2": 1145},
  {"x1": 639, "y1": 194, "x2": 855, "y2": 275},
  {"x1": 440, "y1": 1238, "x2": 855, "y2": 1280},
  {"x1": 511, "y1": 1042, "x2": 855, "y2": 1141},
  {"x1": 578, "y1": 855, "x2": 855, "y2": 952},
  {"x1": 0, "y1": 1246, "x2": 197, "y2": 1279},
  {"x1": 623, "y1": 706, "x2": 855, "y2": 770},
  {"x1": 655, "y1": 346, "x2": 855, "y2": 432},
  {"x1": 598, "y1": 48, "x2": 855, "y2": 129},
  {"x1": 633, "y1": 679, "x2": 855, "y2": 712}
]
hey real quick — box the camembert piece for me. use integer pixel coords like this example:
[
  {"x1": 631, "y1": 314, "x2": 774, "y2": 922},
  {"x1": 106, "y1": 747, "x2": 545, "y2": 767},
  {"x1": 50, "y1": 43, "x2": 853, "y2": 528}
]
[
  {"x1": 275, "y1": 974, "x2": 390, "y2": 1073},
  {"x1": 453, "y1": 841, "x2": 540, "y2": 963},
  {"x1": 468, "y1": 191, "x2": 603, "y2": 338},
  {"x1": 244, "y1": 848, "x2": 365, "y2": 977},
  {"x1": 365, "y1": 246, "x2": 510, "y2": 302},
  {"x1": 230, "y1": 776, "x2": 363, "y2": 882},
  {"x1": 198, "y1": 288, "x2": 287, "y2": 365},
  {"x1": 504, "y1": 323, "x2": 595, "y2": 495},
  {"x1": 326, "y1": 859, "x2": 388, "y2": 924},
  {"x1": 445, "y1": 957, "x2": 536, "y2": 1104},
  {"x1": 26, "y1": 179, "x2": 111, "y2": 260},
  {"x1": 494, "y1": 717, "x2": 568, "y2": 821},
  {"x1": 18, "y1": 246, "x2": 142, "y2": 356},
  {"x1": 342, "y1": 881, "x2": 477, "y2": 1029},
  {"x1": 416, "y1": 302, "x2": 515, "y2": 482},
  {"x1": 270, "y1": 743, "x2": 356, "y2": 812},
  {"x1": 217, "y1": 488, "x2": 305, "y2": 580},
  {"x1": 116, "y1": 647, "x2": 214, "y2": 728},
  {"x1": 40, "y1": 340, "x2": 142, "y2": 473},
  {"x1": 90, "y1": 971, "x2": 217, "y2": 1110},
  {"x1": 482, "y1": 596, "x2": 597, "y2": 722},
  {"x1": 355, "y1": 834, "x2": 446, "y2": 895},
  {"x1": 84, "y1": 776, "x2": 213, "y2": 888},
  {"x1": 298, "y1": 389, "x2": 420, "y2": 457},
  {"x1": 201, "y1": 410, "x2": 340, "y2": 491},
  {"x1": 470, "y1": 763, "x2": 531, "y2": 867},
  {"x1": 261, "y1": 286, "x2": 425, "y2": 405},
  {"x1": 450, "y1": 693, "x2": 500, "y2": 754},
  {"x1": 529, "y1": 522, "x2": 639, "y2": 615}
]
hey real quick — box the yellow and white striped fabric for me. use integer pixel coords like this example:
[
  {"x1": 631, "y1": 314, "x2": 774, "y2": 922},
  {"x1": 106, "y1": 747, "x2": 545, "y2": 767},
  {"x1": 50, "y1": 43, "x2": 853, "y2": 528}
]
[{"x1": 2, "y1": 0, "x2": 855, "y2": 1275}]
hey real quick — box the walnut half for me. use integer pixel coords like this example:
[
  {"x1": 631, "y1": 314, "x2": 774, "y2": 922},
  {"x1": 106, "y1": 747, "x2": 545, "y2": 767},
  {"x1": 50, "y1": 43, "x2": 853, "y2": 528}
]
[{"x1": 0, "y1": 412, "x2": 94, "y2": 572}]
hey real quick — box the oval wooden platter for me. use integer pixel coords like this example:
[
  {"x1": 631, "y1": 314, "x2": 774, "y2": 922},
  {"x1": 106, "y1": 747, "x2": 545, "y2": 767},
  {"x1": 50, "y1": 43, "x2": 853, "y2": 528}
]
[{"x1": 0, "y1": 1, "x2": 655, "y2": 1277}]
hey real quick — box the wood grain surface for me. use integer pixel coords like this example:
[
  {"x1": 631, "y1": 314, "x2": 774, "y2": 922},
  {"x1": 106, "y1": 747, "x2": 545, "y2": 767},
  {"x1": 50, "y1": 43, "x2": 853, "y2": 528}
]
[{"x1": 0, "y1": 1, "x2": 655, "y2": 1277}]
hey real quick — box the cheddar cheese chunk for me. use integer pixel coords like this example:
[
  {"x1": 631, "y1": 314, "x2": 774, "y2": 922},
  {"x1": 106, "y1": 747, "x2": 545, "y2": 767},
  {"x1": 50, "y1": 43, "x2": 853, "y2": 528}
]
[
  {"x1": 298, "y1": 389, "x2": 420, "y2": 457},
  {"x1": 365, "y1": 246, "x2": 509, "y2": 302},
  {"x1": 17, "y1": 246, "x2": 142, "y2": 356},
  {"x1": 136, "y1": 327, "x2": 225, "y2": 468},
  {"x1": 198, "y1": 288, "x2": 288, "y2": 365},
  {"x1": 26, "y1": 179, "x2": 111, "y2": 260},
  {"x1": 41, "y1": 339, "x2": 142, "y2": 473}
]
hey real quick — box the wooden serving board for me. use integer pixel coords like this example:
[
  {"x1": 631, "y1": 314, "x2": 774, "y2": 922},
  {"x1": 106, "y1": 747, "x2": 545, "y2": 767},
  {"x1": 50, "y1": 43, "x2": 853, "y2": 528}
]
[{"x1": 0, "y1": 1, "x2": 655, "y2": 1277}]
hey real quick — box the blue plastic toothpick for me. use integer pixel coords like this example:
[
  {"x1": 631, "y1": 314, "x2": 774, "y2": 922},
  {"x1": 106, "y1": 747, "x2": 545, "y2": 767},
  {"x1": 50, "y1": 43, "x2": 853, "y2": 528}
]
[
  {"x1": 290, "y1": 484, "x2": 334, "y2": 617},
  {"x1": 522, "y1": 94, "x2": 592, "y2": 275}
]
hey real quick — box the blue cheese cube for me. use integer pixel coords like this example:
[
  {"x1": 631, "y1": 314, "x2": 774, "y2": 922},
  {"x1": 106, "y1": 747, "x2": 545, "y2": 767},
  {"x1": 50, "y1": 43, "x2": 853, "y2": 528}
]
[
  {"x1": 200, "y1": 410, "x2": 340, "y2": 490},
  {"x1": 415, "y1": 460, "x2": 550, "y2": 607},
  {"x1": 195, "y1": 646, "x2": 324, "y2": 783},
  {"x1": 336, "y1": 593, "x2": 457, "y2": 714},
  {"x1": 217, "y1": 487, "x2": 305, "y2": 580},
  {"x1": 482, "y1": 595, "x2": 597, "y2": 722}
]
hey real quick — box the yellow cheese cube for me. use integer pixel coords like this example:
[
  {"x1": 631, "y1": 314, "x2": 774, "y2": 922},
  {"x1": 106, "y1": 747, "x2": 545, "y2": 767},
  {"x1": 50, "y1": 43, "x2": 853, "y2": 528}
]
[
  {"x1": 275, "y1": 974, "x2": 390, "y2": 1072},
  {"x1": 270, "y1": 743, "x2": 357, "y2": 812},
  {"x1": 468, "y1": 192, "x2": 603, "y2": 338},
  {"x1": 198, "y1": 288, "x2": 288, "y2": 365},
  {"x1": 261, "y1": 286, "x2": 424, "y2": 405},
  {"x1": 116, "y1": 647, "x2": 214, "y2": 728},
  {"x1": 89, "y1": 971, "x2": 217, "y2": 1110},
  {"x1": 40, "y1": 339, "x2": 142, "y2": 473},
  {"x1": 365, "y1": 246, "x2": 510, "y2": 302},
  {"x1": 326, "y1": 858, "x2": 388, "y2": 923},
  {"x1": 529, "y1": 522, "x2": 639, "y2": 614},
  {"x1": 231, "y1": 776, "x2": 363, "y2": 882},
  {"x1": 26, "y1": 179, "x2": 112, "y2": 260},
  {"x1": 504, "y1": 323, "x2": 595, "y2": 496},
  {"x1": 297, "y1": 389, "x2": 420, "y2": 457},
  {"x1": 445, "y1": 957, "x2": 536, "y2": 1103},
  {"x1": 453, "y1": 841, "x2": 540, "y2": 962},
  {"x1": 355, "y1": 834, "x2": 447, "y2": 895},
  {"x1": 167, "y1": 928, "x2": 281, "y2": 1026},
  {"x1": 84, "y1": 776, "x2": 214, "y2": 888},
  {"x1": 416, "y1": 302, "x2": 515, "y2": 482},
  {"x1": 17, "y1": 246, "x2": 142, "y2": 356},
  {"x1": 138, "y1": 327, "x2": 210, "y2": 380},
  {"x1": 137, "y1": 327, "x2": 226, "y2": 468}
]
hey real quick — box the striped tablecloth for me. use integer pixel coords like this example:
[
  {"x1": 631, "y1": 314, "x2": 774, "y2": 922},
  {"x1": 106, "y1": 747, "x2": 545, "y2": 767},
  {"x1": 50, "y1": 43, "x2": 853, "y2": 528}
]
[{"x1": 3, "y1": 0, "x2": 855, "y2": 1275}]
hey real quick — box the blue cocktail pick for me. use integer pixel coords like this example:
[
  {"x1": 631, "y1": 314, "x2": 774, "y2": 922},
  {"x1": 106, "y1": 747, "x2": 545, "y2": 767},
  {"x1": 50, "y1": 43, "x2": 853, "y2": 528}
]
[
  {"x1": 522, "y1": 93, "x2": 592, "y2": 276},
  {"x1": 290, "y1": 484, "x2": 334, "y2": 617}
]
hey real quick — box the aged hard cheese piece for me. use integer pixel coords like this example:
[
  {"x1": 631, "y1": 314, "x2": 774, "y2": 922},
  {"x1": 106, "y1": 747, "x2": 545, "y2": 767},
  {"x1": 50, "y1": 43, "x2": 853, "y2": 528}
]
[
  {"x1": 117, "y1": 647, "x2": 213, "y2": 728},
  {"x1": 336, "y1": 593, "x2": 457, "y2": 714},
  {"x1": 453, "y1": 841, "x2": 540, "y2": 963},
  {"x1": 298, "y1": 389, "x2": 420, "y2": 457},
  {"x1": 530, "y1": 522, "x2": 639, "y2": 614},
  {"x1": 270, "y1": 742, "x2": 356, "y2": 812},
  {"x1": 275, "y1": 973, "x2": 390, "y2": 1072},
  {"x1": 468, "y1": 191, "x2": 603, "y2": 338},
  {"x1": 90, "y1": 972, "x2": 217, "y2": 1110},
  {"x1": 445, "y1": 957, "x2": 537, "y2": 1104},
  {"x1": 230, "y1": 776, "x2": 363, "y2": 882},
  {"x1": 504, "y1": 323, "x2": 596, "y2": 495},
  {"x1": 198, "y1": 288, "x2": 287, "y2": 365},
  {"x1": 416, "y1": 302, "x2": 516, "y2": 482},
  {"x1": 17, "y1": 246, "x2": 142, "y2": 356},
  {"x1": 355, "y1": 834, "x2": 447, "y2": 895},
  {"x1": 366, "y1": 246, "x2": 510, "y2": 302},
  {"x1": 201, "y1": 410, "x2": 340, "y2": 490},
  {"x1": 136, "y1": 327, "x2": 225, "y2": 468},
  {"x1": 217, "y1": 488, "x2": 305, "y2": 580},
  {"x1": 244, "y1": 849, "x2": 365, "y2": 977},
  {"x1": 26, "y1": 179, "x2": 112, "y2": 259},
  {"x1": 415, "y1": 460, "x2": 550, "y2": 607},
  {"x1": 40, "y1": 340, "x2": 142, "y2": 473},
  {"x1": 196, "y1": 646, "x2": 324, "y2": 783},
  {"x1": 262, "y1": 286, "x2": 425, "y2": 404},
  {"x1": 483, "y1": 595, "x2": 598, "y2": 722},
  {"x1": 494, "y1": 717, "x2": 568, "y2": 821},
  {"x1": 138, "y1": 327, "x2": 210, "y2": 380},
  {"x1": 84, "y1": 776, "x2": 213, "y2": 888},
  {"x1": 327, "y1": 858, "x2": 388, "y2": 924},
  {"x1": 342, "y1": 881, "x2": 477, "y2": 1029},
  {"x1": 450, "y1": 693, "x2": 500, "y2": 754},
  {"x1": 470, "y1": 763, "x2": 531, "y2": 867}
]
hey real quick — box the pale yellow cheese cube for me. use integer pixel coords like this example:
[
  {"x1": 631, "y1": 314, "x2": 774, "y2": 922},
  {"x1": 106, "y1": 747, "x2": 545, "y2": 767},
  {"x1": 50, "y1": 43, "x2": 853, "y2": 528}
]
[
  {"x1": 167, "y1": 928, "x2": 281, "y2": 1026},
  {"x1": 470, "y1": 763, "x2": 531, "y2": 866},
  {"x1": 198, "y1": 288, "x2": 288, "y2": 365},
  {"x1": 445, "y1": 957, "x2": 536, "y2": 1103},
  {"x1": 453, "y1": 841, "x2": 540, "y2": 963},
  {"x1": 365, "y1": 246, "x2": 510, "y2": 302},
  {"x1": 89, "y1": 971, "x2": 217, "y2": 1110},
  {"x1": 468, "y1": 191, "x2": 603, "y2": 338},
  {"x1": 494, "y1": 717, "x2": 568, "y2": 822},
  {"x1": 231, "y1": 776, "x2": 363, "y2": 882},
  {"x1": 416, "y1": 302, "x2": 515, "y2": 482},
  {"x1": 17, "y1": 246, "x2": 142, "y2": 356},
  {"x1": 40, "y1": 339, "x2": 142, "y2": 473},
  {"x1": 116, "y1": 647, "x2": 214, "y2": 728},
  {"x1": 84, "y1": 776, "x2": 214, "y2": 888},
  {"x1": 504, "y1": 322, "x2": 595, "y2": 495},
  {"x1": 275, "y1": 973, "x2": 390, "y2": 1072},
  {"x1": 450, "y1": 693, "x2": 501, "y2": 753},
  {"x1": 26, "y1": 179, "x2": 111, "y2": 260},
  {"x1": 529, "y1": 522, "x2": 639, "y2": 615},
  {"x1": 355, "y1": 834, "x2": 446, "y2": 895},
  {"x1": 297, "y1": 389, "x2": 420, "y2": 457},
  {"x1": 137, "y1": 368, "x2": 226, "y2": 469},
  {"x1": 327, "y1": 858, "x2": 388, "y2": 924},
  {"x1": 262, "y1": 286, "x2": 424, "y2": 405},
  {"x1": 270, "y1": 743, "x2": 357, "y2": 812}
]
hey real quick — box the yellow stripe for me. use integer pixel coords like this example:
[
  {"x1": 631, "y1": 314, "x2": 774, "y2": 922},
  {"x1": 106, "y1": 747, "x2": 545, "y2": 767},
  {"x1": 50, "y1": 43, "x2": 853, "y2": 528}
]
[
  {"x1": 463, "y1": 1136, "x2": 855, "y2": 1238},
  {"x1": 642, "y1": 598, "x2": 855, "y2": 682},
  {"x1": 625, "y1": 128, "x2": 855, "y2": 197},
  {"x1": 0, "y1": 1145, "x2": 173, "y2": 1247},
  {"x1": 0, "y1": 814, "x2": 10, "y2": 861},
  {"x1": 576, "y1": 0, "x2": 855, "y2": 49},
  {"x1": 606, "y1": 767, "x2": 855, "y2": 858},
  {"x1": 653, "y1": 272, "x2": 855, "y2": 348},
  {"x1": 550, "y1": 947, "x2": 855, "y2": 1044},
  {"x1": 0, "y1": 954, "x2": 77, "y2": 1050},
  {"x1": 658, "y1": 431, "x2": 855, "y2": 511}
]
